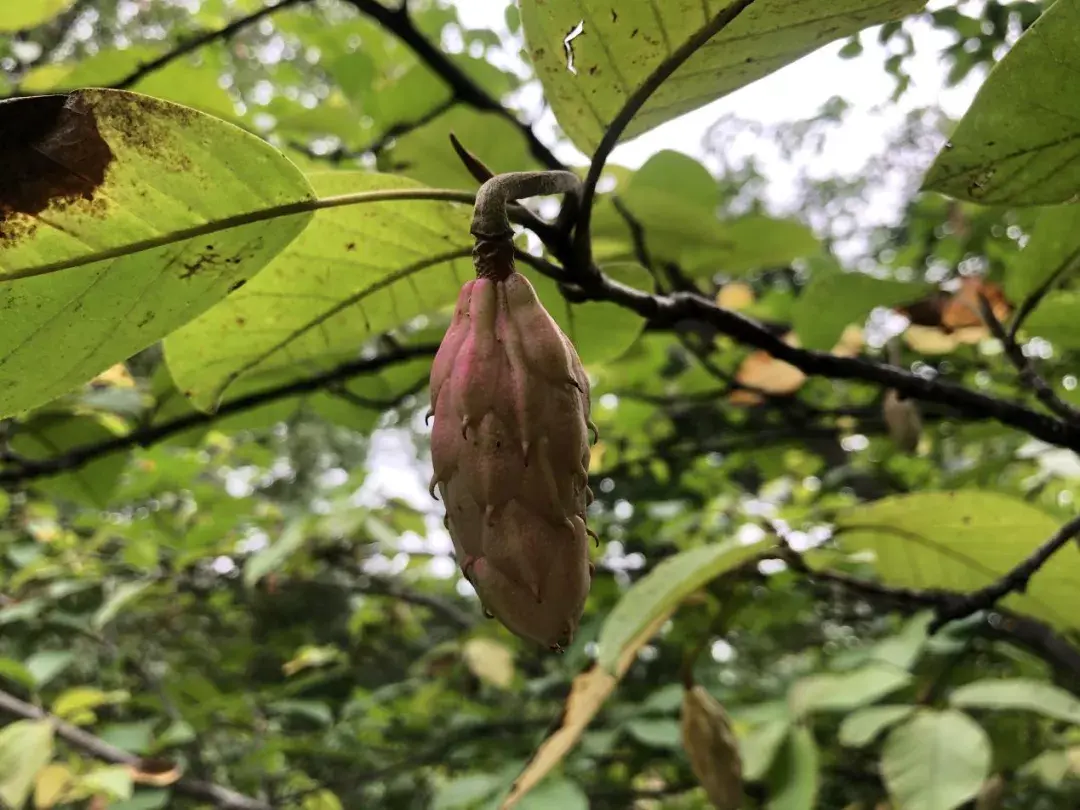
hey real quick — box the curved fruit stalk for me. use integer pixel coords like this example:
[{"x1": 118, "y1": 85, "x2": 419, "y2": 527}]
[{"x1": 428, "y1": 171, "x2": 599, "y2": 650}]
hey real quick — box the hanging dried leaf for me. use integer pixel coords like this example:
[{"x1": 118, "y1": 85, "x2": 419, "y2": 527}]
[
  {"x1": 882, "y1": 390, "x2": 922, "y2": 454},
  {"x1": 462, "y1": 638, "x2": 516, "y2": 690},
  {"x1": 681, "y1": 684, "x2": 744, "y2": 809},
  {"x1": 499, "y1": 610, "x2": 674, "y2": 809}
]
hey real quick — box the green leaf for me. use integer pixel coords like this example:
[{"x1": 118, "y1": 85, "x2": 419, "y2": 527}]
[
  {"x1": 0, "y1": 658, "x2": 36, "y2": 690},
  {"x1": 52, "y1": 687, "x2": 128, "y2": 721},
  {"x1": 766, "y1": 725, "x2": 819, "y2": 810},
  {"x1": 0, "y1": 88, "x2": 315, "y2": 417},
  {"x1": 529, "y1": 262, "x2": 649, "y2": 365},
  {"x1": 97, "y1": 721, "x2": 155, "y2": 755},
  {"x1": 108, "y1": 790, "x2": 172, "y2": 810},
  {"x1": 789, "y1": 663, "x2": 912, "y2": 718},
  {"x1": 515, "y1": 778, "x2": 589, "y2": 810},
  {"x1": 164, "y1": 171, "x2": 471, "y2": 411},
  {"x1": 519, "y1": 0, "x2": 924, "y2": 154},
  {"x1": 1005, "y1": 205, "x2": 1080, "y2": 302},
  {"x1": 834, "y1": 491, "x2": 1080, "y2": 630},
  {"x1": 839, "y1": 705, "x2": 916, "y2": 748},
  {"x1": 623, "y1": 717, "x2": 682, "y2": 749},
  {"x1": 739, "y1": 718, "x2": 791, "y2": 782},
  {"x1": 792, "y1": 268, "x2": 929, "y2": 350},
  {"x1": 949, "y1": 678, "x2": 1080, "y2": 724},
  {"x1": 866, "y1": 612, "x2": 933, "y2": 672},
  {"x1": 389, "y1": 106, "x2": 542, "y2": 190},
  {"x1": 433, "y1": 773, "x2": 504, "y2": 810},
  {"x1": 922, "y1": 0, "x2": 1080, "y2": 205},
  {"x1": 597, "y1": 538, "x2": 768, "y2": 673},
  {"x1": 93, "y1": 581, "x2": 154, "y2": 630},
  {"x1": 25, "y1": 650, "x2": 74, "y2": 689},
  {"x1": 9, "y1": 414, "x2": 128, "y2": 508},
  {"x1": 244, "y1": 521, "x2": 308, "y2": 589},
  {"x1": 1023, "y1": 291, "x2": 1080, "y2": 348},
  {"x1": 594, "y1": 151, "x2": 819, "y2": 276},
  {"x1": 881, "y1": 710, "x2": 991, "y2": 810},
  {"x1": 78, "y1": 765, "x2": 134, "y2": 801},
  {"x1": 0, "y1": 719, "x2": 55, "y2": 810},
  {"x1": 0, "y1": 0, "x2": 74, "y2": 31}
]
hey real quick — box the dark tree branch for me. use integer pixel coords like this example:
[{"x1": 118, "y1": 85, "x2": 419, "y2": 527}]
[
  {"x1": 777, "y1": 545, "x2": 1080, "y2": 686},
  {"x1": 569, "y1": 269, "x2": 1080, "y2": 452},
  {"x1": 357, "y1": 575, "x2": 476, "y2": 629},
  {"x1": 0, "y1": 689, "x2": 272, "y2": 810},
  {"x1": 0, "y1": 344, "x2": 438, "y2": 486},
  {"x1": 344, "y1": 0, "x2": 565, "y2": 172},
  {"x1": 927, "y1": 513, "x2": 1080, "y2": 632},
  {"x1": 573, "y1": 0, "x2": 757, "y2": 269},
  {"x1": 977, "y1": 293, "x2": 1080, "y2": 423}
]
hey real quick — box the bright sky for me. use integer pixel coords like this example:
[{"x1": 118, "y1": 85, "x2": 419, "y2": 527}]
[{"x1": 355, "y1": 0, "x2": 993, "y2": 586}]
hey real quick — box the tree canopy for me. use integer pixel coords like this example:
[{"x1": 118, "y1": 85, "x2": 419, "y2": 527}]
[{"x1": 1, "y1": 1, "x2": 1079, "y2": 809}]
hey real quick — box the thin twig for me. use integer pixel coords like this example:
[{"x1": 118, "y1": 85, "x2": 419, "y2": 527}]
[
  {"x1": 0, "y1": 344, "x2": 438, "y2": 486},
  {"x1": 928, "y1": 513, "x2": 1080, "y2": 632},
  {"x1": 114, "y1": 0, "x2": 307, "y2": 90},
  {"x1": 978, "y1": 293, "x2": 1080, "y2": 423},
  {"x1": 573, "y1": 0, "x2": 757, "y2": 270},
  {"x1": 0, "y1": 689, "x2": 272, "y2": 810}
]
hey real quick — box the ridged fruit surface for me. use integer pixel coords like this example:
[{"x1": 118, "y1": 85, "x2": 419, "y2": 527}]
[{"x1": 429, "y1": 271, "x2": 596, "y2": 649}]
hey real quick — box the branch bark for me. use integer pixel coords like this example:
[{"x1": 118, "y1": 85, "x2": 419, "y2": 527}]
[{"x1": 0, "y1": 689, "x2": 272, "y2": 810}]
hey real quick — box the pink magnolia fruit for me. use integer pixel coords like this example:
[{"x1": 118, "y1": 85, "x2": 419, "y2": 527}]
[{"x1": 428, "y1": 172, "x2": 598, "y2": 650}]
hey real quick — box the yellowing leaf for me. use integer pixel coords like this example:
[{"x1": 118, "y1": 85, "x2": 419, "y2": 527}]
[
  {"x1": 282, "y1": 645, "x2": 344, "y2": 677},
  {"x1": 717, "y1": 282, "x2": 755, "y2": 311},
  {"x1": 499, "y1": 611, "x2": 674, "y2": 809},
  {"x1": 0, "y1": 719, "x2": 55, "y2": 810},
  {"x1": 462, "y1": 638, "x2": 516, "y2": 690},
  {"x1": 89, "y1": 364, "x2": 136, "y2": 389},
  {"x1": 52, "y1": 687, "x2": 129, "y2": 722},
  {"x1": 34, "y1": 763, "x2": 74, "y2": 809}
]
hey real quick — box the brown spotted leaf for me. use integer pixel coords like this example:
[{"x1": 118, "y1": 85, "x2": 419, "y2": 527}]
[{"x1": 0, "y1": 89, "x2": 315, "y2": 417}]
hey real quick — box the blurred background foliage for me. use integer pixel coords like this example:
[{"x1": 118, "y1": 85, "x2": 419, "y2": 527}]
[{"x1": 2, "y1": 1, "x2": 1080, "y2": 809}]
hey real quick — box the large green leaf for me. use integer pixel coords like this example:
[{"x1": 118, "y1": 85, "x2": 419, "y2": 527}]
[
  {"x1": 792, "y1": 268, "x2": 929, "y2": 351},
  {"x1": 1023, "y1": 291, "x2": 1080, "y2": 348},
  {"x1": 833, "y1": 491, "x2": 1080, "y2": 630},
  {"x1": 0, "y1": 719, "x2": 55, "y2": 809},
  {"x1": 739, "y1": 718, "x2": 791, "y2": 782},
  {"x1": 387, "y1": 106, "x2": 544, "y2": 189},
  {"x1": 519, "y1": 0, "x2": 926, "y2": 154},
  {"x1": 788, "y1": 663, "x2": 912, "y2": 718},
  {"x1": 1004, "y1": 205, "x2": 1080, "y2": 302},
  {"x1": 922, "y1": 0, "x2": 1080, "y2": 205},
  {"x1": 0, "y1": 88, "x2": 315, "y2": 417},
  {"x1": 766, "y1": 725, "x2": 819, "y2": 810},
  {"x1": 0, "y1": 0, "x2": 74, "y2": 31},
  {"x1": 164, "y1": 171, "x2": 473, "y2": 411},
  {"x1": 838, "y1": 705, "x2": 915, "y2": 748},
  {"x1": 881, "y1": 710, "x2": 991, "y2": 810},
  {"x1": 950, "y1": 678, "x2": 1080, "y2": 724},
  {"x1": 596, "y1": 538, "x2": 768, "y2": 673}
]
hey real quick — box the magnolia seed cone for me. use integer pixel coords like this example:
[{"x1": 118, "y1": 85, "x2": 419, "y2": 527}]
[
  {"x1": 681, "y1": 685, "x2": 744, "y2": 810},
  {"x1": 428, "y1": 268, "x2": 598, "y2": 649}
]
